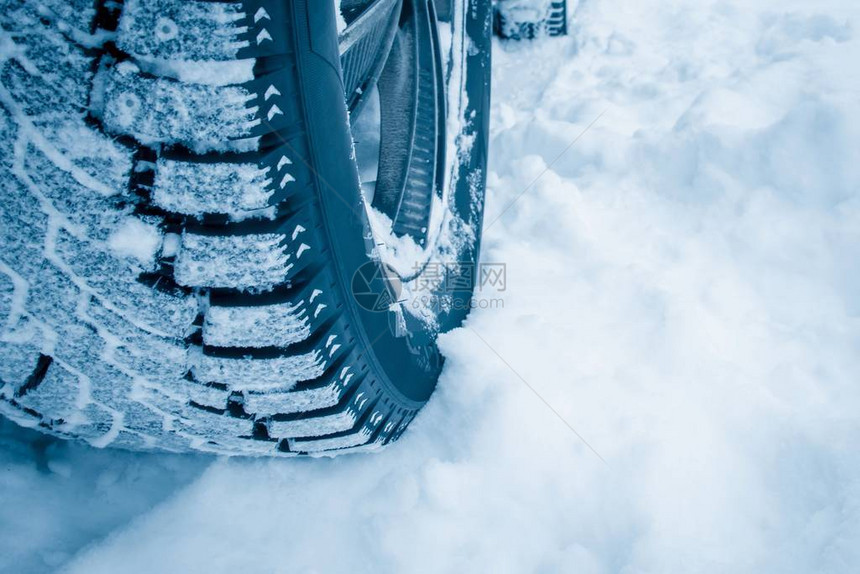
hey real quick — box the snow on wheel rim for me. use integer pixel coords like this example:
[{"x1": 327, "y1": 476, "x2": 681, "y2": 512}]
[
  {"x1": 343, "y1": 0, "x2": 490, "y2": 330},
  {"x1": 341, "y1": 0, "x2": 482, "y2": 307}
]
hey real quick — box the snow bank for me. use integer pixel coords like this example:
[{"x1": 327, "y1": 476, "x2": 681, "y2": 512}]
[
  {"x1": 0, "y1": 420, "x2": 207, "y2": 574},
  {"x1": 2, "y1": 0, "x2": 859, "y2": 572}
]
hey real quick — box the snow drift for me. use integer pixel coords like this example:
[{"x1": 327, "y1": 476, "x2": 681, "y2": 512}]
[{"x1": 1, "y1": 0, "x2": 859, "y2": 572}]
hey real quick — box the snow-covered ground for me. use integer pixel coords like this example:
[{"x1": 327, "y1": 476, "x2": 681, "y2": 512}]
[{"x1": 3, "y1": 0, "x2": 860, "y2": 571}]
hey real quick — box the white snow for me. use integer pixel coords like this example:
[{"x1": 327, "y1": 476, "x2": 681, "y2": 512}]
[
  {"x1": 132, "y1": 57, "x2": 256, "y2": 87},
  {"x1": 268, "y1": 409, "x2": 356, "y2": 439},
  {"x1": 102, "y1": 62, "x2": 260, "y2": 151},
  {"x1": 106, "y1": 219, "x2": 162, "y2": 266},
  {"x1": 153, "y1": 158, "x2": 275, "y2": 219},
  {"x1": 173, "y1": 232, "x2": 291, "y2": 290},
  {"x1": 243, "y1": 382, "x2": 342, "y2": 417},
  {"x1": 3, "y1": 0, "x2": 860, "y2": 572},
  {"x1": 192, "y1": 350, "x2": 324, "y2": 392},
  {"x1": 335, "y1": 0, "x2": 348, "y2": 35},
  {"x1": 203, "y1": 301, "x2": 310, "y2": 349},
  {"x1": 117, "y1": 0, "x2": 250, "y2": 61}
]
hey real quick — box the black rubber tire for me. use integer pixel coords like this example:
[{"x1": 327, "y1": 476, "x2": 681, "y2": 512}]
[{"x1": 0, "y1": 0, "x2": 490, "y2": 456}]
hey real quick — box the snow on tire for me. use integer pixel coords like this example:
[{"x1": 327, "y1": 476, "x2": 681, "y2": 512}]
[{"x1": 0, "y1": 0, "x2": 490, "y2": 456}]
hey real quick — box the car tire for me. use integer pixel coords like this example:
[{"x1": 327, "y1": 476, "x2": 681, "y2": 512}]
[{"x1": 0, "y1": 0, "x2": 491, "y2": 456}]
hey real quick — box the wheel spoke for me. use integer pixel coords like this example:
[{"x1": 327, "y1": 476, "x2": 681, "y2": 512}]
[
  {"x1": 371, "y1": 0, "x2": 446, "y2": 247},
  {"x1": 338, "y1": 0, "x2": 402, "y2": 114}
]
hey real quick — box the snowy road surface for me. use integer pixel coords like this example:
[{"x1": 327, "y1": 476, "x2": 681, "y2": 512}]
[{"x1": 2, "y1": 0, "x2": 860, "y2": 572}]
